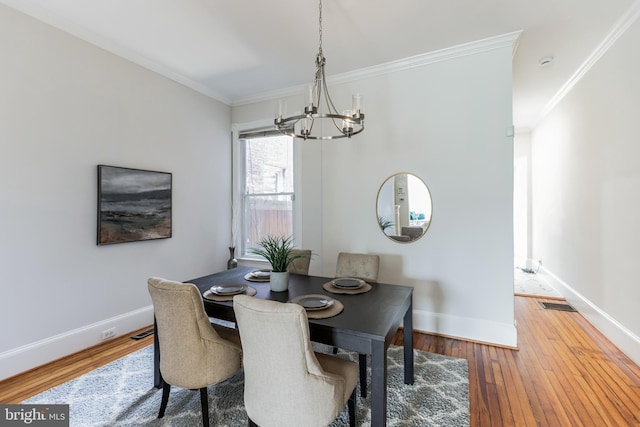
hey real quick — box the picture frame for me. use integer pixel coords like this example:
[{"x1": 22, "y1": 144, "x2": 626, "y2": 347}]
[{"x1": 97, "y1": 165, "x2": 172, "y2": 245}]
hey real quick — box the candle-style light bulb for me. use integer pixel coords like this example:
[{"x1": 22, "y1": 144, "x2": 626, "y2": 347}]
[
  {"x1": 300, "y1": 117, "x2": 310, "y2": 138},
  {"x1": 352, "y1": 93, "x2": 363, "y2": 118},
  {"x1": 342, "y1": 110, "x2": 354, "y2": 134},
  {"x1": 275, "y1": 100, "x2": 286, "y2": 122},
  {"x1": 305, "y1": 84, "x2": 315, "y2": 114}
]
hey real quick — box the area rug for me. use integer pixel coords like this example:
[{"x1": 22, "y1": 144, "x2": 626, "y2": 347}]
[{"x1": 24, "y1": 345, "x2": 469, "y2": 426}]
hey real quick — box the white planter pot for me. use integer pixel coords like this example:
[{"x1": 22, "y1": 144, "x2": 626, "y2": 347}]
[{"x1": 270, "y1": 271, "x2": 290, "y2": 292}]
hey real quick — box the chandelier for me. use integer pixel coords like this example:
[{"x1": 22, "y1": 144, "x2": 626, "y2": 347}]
[{"x1": 274, "y1": 0, "x2": 364, "y2": 140}]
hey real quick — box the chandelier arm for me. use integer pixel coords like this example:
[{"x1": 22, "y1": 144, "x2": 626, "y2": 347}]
[
  {"x1": 320, "y1": 62, "x2": 340, "y2": 116},
  {"x1": 278, "y1": 112, "x2": 357, "y2": 124},
  {"x1": 323, "y1": 87, "x2": 349, "y2": 135},
  {"x1": 276, "y1": 125, "x2": 364, "y2": 141},
  {"x1": 331, "y1": 117, "x2": 345, "y2": 133}
]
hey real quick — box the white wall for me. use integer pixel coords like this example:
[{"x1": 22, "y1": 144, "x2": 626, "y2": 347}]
[
  {"x1": 514, "y1": 132, "x2": 532, "y2": 264},
  {"x1": 233, "y1": 38, "x2": 517, "y2": 347},
  {"x1": 531, "y1": 16, "x2": 640, "y2": 364},
  {"x1": 0, "y1": 5, "x2": 232, "y2": 379}
]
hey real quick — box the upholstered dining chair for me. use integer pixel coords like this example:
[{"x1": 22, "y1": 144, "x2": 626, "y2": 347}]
[
  {"x1": 335, "y1": 252, "x2": 380, "y2": 283},
  {"x1": 147, "y1": 277, "x2": 242, "y2": 427},
  {"x1": 335, "y1": 252, "x2": 380, "y2": 397},
  {"x1": 287, "y1": 248, "x2": 312, "y2": 275},
  {"x1": 233, "y1": 295, "x2": 357, "y2": 427}
]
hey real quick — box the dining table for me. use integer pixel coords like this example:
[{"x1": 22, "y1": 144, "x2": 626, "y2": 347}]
[{"x1": 152, "y1": 266, "x2": 414, "y2": 427}]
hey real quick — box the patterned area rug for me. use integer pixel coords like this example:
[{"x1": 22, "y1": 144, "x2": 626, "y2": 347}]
[
  {"x1": 24, "y1": 345, "x2": 469, "y2": 426},
  {"x1": 514, "y1": 267, "x2": 563, "y2": 299}
]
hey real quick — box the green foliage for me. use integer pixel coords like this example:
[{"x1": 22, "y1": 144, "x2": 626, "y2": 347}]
[
  {"x1": 378, "y1": 216, "x2": 394, "y2": 232},
  {"x1": 249, "y1": 235, "x2": 308, "y2": 272}
]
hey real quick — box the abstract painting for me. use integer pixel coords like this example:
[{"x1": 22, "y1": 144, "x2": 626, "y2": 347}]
[{"x1": 97, "y1": 165, "x2": 172, "y2": 245}]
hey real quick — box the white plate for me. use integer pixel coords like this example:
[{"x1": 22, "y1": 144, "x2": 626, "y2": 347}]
[
  {"x1": 290, "y1": 294, "x2": 334, "y2": 311},
  {"x1": 250, "y1": 270, "x2": 271, "y2": 278},
  {"x1": 210, "y1": 283, "x2": 248, "y2": 295},
  {"x1": 331, "y1": 278, "x2": 365, "y2": 289}
]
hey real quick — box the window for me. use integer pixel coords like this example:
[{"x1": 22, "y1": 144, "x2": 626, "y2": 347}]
[{"x1": 234, "y1": 125, "x2": 297, "y2": 258}]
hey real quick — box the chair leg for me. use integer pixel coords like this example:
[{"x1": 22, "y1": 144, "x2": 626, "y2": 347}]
[
  {"x1": 359, "y1": 353, "x2": 367, "y2": 397},
  {"x1": 348, "y1": 388, "x2": 357, "y2": 427},
  {"x1": 199, "y1": 387, "x2": 210, "y2": 427},
  {"x1": 158, "y1": 382, "x2": 171, "y2": 418}
]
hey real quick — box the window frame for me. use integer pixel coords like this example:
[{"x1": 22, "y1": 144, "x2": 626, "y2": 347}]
[{"x1": 231, "y1": 120, "x2": 301, "y2": 261}]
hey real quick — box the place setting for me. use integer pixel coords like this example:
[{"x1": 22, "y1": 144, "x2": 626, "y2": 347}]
[
  {"x1": 323, "y1": 277, "x2": 372, "y2": 295},
  {"x1": 243, "y1": 269, "x2": 271, "y2": 282},
  {"x1": 203, "y1": 283, "x2": 257, "y2": 301},
  {"x1": 289, "y1": 294, "x2": 344, "y2": 319}
]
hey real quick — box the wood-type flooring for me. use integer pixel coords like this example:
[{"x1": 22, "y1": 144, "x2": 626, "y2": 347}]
[{"x1": 1, "y1": 297, "x2": 639, "y2": 426}]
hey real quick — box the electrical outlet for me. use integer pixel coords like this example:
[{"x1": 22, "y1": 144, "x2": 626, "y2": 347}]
[{"x1": 101, "y1": 327, "x2": 116, "y2": 341}]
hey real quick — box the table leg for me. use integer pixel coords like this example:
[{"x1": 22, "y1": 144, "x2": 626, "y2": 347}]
[
  {"x1": 403, "y1": 299, "x2": 414, "y2": 384},
  {"x1": 359, "y1": 353, "x2": 367, "y2": 397},
  {"x1": 370, "y1": 340, "x2": 387, "y2": 427}
]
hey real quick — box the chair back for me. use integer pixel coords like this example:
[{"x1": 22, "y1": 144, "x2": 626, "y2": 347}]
[
  {"x1": 147, "y1": 277, "x2": 241, "y2": 389},
  {"x1": 335, "y1": 252, "x2": 380, "y2": 283},
  {"x1": 287, "y1": 249, "x2": 312, "y2": 275},
  {"x1": 233, "y1": 295, "x2": 347, "y2": 427}
]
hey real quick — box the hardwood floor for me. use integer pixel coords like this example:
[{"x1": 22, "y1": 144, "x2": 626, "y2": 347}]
[
  {"x1": 392, "y1": 297, "x2": 640, "y2": 427},
  {"x1": 0, "y1": 326, "x2": 155, "y2": 404},
  {"x1": 2, "y1": 297, "x2": 639, "y2": 426}
]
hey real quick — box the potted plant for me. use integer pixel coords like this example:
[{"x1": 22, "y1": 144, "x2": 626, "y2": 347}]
[
  {"x1": 250, "y1": 235, "x2": 308, "y2": 291},
  {"x1": 378, "y1": 216, "x2": 394, "y2": 233}
]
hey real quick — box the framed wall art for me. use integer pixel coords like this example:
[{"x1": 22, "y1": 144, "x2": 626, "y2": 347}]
[{"x1": 97, "y1": 165, "x2": 172, "y2": 245}]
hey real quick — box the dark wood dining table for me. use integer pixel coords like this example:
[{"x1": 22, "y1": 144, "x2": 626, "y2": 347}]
[{"x1": 153, "y1": 266, "x2": 414, "y2": 427}]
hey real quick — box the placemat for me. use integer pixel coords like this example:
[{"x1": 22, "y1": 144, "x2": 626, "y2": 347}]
[
  {"x1": 203, "y1": 286, "x2": 257, "y2": 302},
  {"x1": 305, "y1": 299, "x2": 344, "y2": 319},
  {"x1": 322, "y1": 281, "x2": 372, "y2": 295}
]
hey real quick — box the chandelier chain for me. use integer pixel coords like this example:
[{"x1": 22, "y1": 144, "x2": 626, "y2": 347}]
[{"x1": 318, "y1": 0, "x2": 323, "y2": 55}]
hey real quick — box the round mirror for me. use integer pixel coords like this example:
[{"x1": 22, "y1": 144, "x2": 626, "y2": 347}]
[{"x1": 376, "y1": 173, "x2": 432, "y2": 243}]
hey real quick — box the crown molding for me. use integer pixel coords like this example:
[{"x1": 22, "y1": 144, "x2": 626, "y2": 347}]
[
  {"x1": 232, "y1": 31, "x2": 522, "y2": 107},
  {"x1": 538, "y1": 0, "x2": 640, "y2": 124},
  {"x1": 1, "y1": 0, "x2": 232, "y2": 104},
  {"x1": 328, "y1": 31, "x2": 522, "y2": 87},
  {"x1": 4, "y1": 0, "x2": 521, "y2": 109}
]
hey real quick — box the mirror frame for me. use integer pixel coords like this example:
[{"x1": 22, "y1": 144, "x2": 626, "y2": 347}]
[{"x1": 376, "y1": 172, "x2": 432, "y2": 243}]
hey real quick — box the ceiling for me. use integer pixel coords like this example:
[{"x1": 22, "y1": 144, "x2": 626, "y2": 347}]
[{"x1": 3, "y1": 0, "x2": 638, "y2": 131}]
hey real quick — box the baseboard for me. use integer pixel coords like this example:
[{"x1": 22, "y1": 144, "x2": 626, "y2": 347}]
[
  {"x1": 541, "y1": 266, "x2": 640, "y2": 366},
  {"x1": 0, "y1": 306, "x2": 154, "y2": 381},
  {"x1": 412, "y1": 308, "x2": 518, "y2": 349}
]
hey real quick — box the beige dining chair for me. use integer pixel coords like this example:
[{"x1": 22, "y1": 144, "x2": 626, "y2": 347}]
[
  {"x1": 233, "y1": 294, "x2": 357, "y2": 427},
  {"x1": 287, "y1": 249, "x2": 312, "y2": 275},
  {"x1": 335, "y1": 252, "x2": 380, "y2": 283},
  {"x1": 335, "y1": 251, "x2": 380, "y2": 397},
  {"x1": 147, "y1": 277, "x2": 242, "y2": 427}
]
